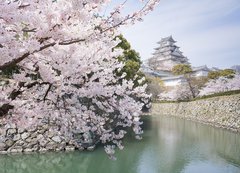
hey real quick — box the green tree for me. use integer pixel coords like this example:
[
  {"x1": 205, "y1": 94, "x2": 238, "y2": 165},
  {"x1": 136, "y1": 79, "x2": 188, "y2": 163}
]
[
  {"x1": 219, "y1": 69, "x2": 235, "y2": 78},
  {"x1": 172, "y1": 64, "x2": 197, "y2": 98},
  {"x1": 115, "y1": 35, "x2": 145, "y2": 86},
  {"x1": 114, "y1": 35, "x2": 150, "y2": 111},
  {"x1": 208, "y1": 69, "x2": 235, "y2": 79},
  {"x1": 0, "y1": 65, "x2": 20, "y2": 78},
  {"x1": 172, "y1": 64, "x2": 192, "y2": 75},
  {"x1": 207, "y1": 71, "x2": 220, "y2": 79}
]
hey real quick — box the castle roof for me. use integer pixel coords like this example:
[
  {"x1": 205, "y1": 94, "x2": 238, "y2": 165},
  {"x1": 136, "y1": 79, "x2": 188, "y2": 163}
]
[
  {"x1": 149, "y1": 56, "x2": 189, "y2": 62},
  {"x1": 157, "y1": 36, "x2": 176, "y2": 44},
  {"x1": 140, "y1": 64, "x2": 173, "y2": 77},
  {"x1": 171, "y1": 51, "x2": 184, "y2": 57},
  {"x1": 147, "y1": 36, "x2": 189, "y2": 72},
  {"x1": 192, "y1": 65, "x2": 210, "y2": 72},
  {"x1": 152, "y1": 36, "x2": 186, "y2": 59},
  {"x1": 161, "y1": 75, "x2": 185, "y2": 81}
]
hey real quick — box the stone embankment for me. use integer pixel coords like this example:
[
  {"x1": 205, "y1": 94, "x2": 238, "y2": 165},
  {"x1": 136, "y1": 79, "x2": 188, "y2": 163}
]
[
  {"x1": 150, "y1": 94, "x2": 240, "y2": 132},
  {"x1": 0, "y1": 119, "x2": 95, "y2": 154}
]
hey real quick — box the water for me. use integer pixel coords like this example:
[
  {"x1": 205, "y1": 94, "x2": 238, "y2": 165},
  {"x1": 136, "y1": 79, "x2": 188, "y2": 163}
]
[{"x1": 0, "y1": 115, "x2": 239, "y2": 173}]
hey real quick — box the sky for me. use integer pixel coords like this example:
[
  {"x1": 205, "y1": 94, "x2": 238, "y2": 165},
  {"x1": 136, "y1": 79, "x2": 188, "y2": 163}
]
[{"x1": 119, "y1": 0, "x2": 240, "y2": 69}]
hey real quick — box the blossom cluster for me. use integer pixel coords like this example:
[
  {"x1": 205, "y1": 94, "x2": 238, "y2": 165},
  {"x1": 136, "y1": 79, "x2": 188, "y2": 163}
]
[
  {"x1": 0, "y1": 0, "x2": 159, "y2": 157},
  {"x1": 198, "y1": 74, "x2": 240, "y2": 96},
  {"x1": 158, "y1": 84, "x2": 193, "y2": 101}
]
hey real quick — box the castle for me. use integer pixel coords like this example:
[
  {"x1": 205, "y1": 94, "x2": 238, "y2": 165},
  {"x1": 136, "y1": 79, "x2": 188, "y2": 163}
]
[
  {"x1": 142, "y1": 36, "x2": 211, "y2": 86},
  {"x1": 148, "y1": 36, "x2": 189, "y2": 72}
]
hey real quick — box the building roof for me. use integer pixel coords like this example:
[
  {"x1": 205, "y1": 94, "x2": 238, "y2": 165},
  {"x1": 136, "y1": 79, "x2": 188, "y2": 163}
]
[
  {"x1": 141, "y1": 65, "x2": 173, "y2": 77},
  {"x1": 147, "y1": 36, "x2": 190, "y2": 72},
  {"x1": 231, "y1": 65, "x2": 240, "y2": 73},
  {"x1": 157, "y1": 36, "x2": 176, "y2": 44},
  {"x1": 151, "y1": 39, "x2": 186, "y2": 60},
  {"x1": 170, "y1": 51, "x2": 184, "y2": 57},
  {"x1": 192, "y1": 65, "x2": 210, "y2": 72},
  {"x1": 210, "y1": 67, "x2": 220, "y2": 71},
  {"x1": 154, "y1": 45, "x2": 179, "y2": 50},
  {"x1": 161, "y1": 75, "x2": 186, "y2": 81},
  {"x1": 149, "y1": 56, "x2": 189, "y2": 63}
]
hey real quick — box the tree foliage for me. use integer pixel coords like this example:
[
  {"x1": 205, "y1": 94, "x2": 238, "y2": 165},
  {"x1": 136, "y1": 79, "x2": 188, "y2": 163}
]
[
  {"x1": 158, "y1": 76, "x2": 209, "y2": 101},
  {"x1": 172, "y1": 64, "x2": 197, "y2": 98},
  {"x1": 0, "y1": 0, "x2": 160, "y2": 158},
  {"x1": 145, "y1": 76, "x2": 165, "y2": 100},
  {"x1": 115, "y1": 35, "x2": 144, "y2": 86},
  {"x1": 172, "y1": 64, "x2": 192, "y2": 75},
  {"x1": 188, "y1": 76, "x2": 209, "y2": 96},
  {"x1": 199, "y1": 74, "x2": 240, "y2": 96},
  {"x1": 158, "y1": 84, "x2": 193, "y2": 101},
  {"x1": 208, "y1": 69, "x2": 235, "y2": 79}
]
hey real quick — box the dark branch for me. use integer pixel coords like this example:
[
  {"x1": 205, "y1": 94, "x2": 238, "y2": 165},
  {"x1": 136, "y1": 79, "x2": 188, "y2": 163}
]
[
  {"x1": 0, "y1": 38, "x2": 85, "y2": 71},
  {"x1": 0, "y1": 52, "x2": 30, "y2": 71},
  {"x1": 43, "y1": 84, "x2": 52, "y2": 101},
  {"x1": 18, "y1": 4, "x2": 30, "y2": 9},
  {"x1": 0, "y1": 104, "x2": 14, "y2": 117},
  {"x1": 9, "y1": 89, "x2": 22, "y2": 100},
  {"x1": 22, "y1": 28, "x2": 37, "y2": 32},
  {"x1": 8, "y1": 81, "x2": 50, "y2": 100},
  {"x1": 59, "y1": 38, "x2": 86, "y2": 45}
]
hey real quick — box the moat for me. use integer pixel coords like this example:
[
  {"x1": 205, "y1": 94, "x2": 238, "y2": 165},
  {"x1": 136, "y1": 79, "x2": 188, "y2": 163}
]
[{"x1": 0, "y1": 115, "x2": 239, "y2": 173}]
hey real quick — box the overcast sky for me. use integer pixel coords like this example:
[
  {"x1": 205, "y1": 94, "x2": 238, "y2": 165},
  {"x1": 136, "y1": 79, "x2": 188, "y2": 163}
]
[{"x1": 120, "y1": 0, "x2": 240, "y2": 68}]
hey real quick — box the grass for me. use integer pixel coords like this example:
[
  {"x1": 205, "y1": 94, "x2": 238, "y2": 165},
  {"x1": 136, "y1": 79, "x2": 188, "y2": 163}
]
[
  {"x1": 154, "y1": 89, "x2": 240, "y2": 103},
  {"x1": 192, "y1": 90, "x2": 240, "y2": 101}
]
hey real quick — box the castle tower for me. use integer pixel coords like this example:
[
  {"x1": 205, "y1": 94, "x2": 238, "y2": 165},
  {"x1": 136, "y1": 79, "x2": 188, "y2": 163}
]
[{"x1": 148, "y1": 36, "x2": 189, "y2": 72}]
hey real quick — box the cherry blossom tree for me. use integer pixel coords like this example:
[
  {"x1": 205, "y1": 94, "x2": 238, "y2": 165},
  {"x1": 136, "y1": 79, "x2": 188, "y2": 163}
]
[
  {"x1": 0, "y1": 0, "x2": 159, "y2": 158},
  {"x1": 198, "y1": 74, "x2": 240, "y2": 96},
  {"x1": 158, "y1": 84, "x2": 193, "y2": 101}
]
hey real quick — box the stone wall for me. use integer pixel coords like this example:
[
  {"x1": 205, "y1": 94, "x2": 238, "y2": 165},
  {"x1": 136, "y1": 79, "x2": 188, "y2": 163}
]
[
  {"x1": 150, "y1": 94, "x2": 240, "y2": 132},
  {"x1": 0, "y1": 118, "x2": 93, "y2": 154}
]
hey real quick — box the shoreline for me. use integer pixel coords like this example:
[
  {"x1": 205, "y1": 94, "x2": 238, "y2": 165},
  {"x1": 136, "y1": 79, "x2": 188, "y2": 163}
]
[{"x1": 149, "y1": 94, "x2": 240, "y2": 133}]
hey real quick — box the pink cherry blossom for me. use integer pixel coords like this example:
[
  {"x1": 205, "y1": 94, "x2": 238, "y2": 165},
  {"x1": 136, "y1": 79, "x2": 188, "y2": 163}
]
[
  {"x1": 198, "y1": 75, "x2": 240, "y2": 96},
  {"x1": 0, "y1": 0, "x2": 159, "y2": 157}
]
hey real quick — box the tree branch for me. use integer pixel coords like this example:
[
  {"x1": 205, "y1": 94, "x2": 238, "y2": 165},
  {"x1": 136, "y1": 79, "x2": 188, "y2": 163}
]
[
  {"x1": 0, "y1": 104, "x2": 14, "y2": 117},
  {"x1": 43, "y1": 84, "x2": 52, "y2": 101},
  {"x1": 0, "y1": 38, "x2": 86, "y2": 71},
  {"x1": 8, "y1": 81, "x2": 50, "y2": 100}
]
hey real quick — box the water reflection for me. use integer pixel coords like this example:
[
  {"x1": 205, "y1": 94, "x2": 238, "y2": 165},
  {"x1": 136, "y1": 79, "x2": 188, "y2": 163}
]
[
  {"x1": 146, "y1": 116, "x2": 240, "y2": 173},
  {"x1": 0, "y1": 115, "x2": 239, "y2": 173}
]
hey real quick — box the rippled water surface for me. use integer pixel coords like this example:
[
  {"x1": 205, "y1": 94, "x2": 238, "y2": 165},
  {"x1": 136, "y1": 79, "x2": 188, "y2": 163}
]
[{"x1": 0, "y1": 115, "x2": 239, "y2": 173}]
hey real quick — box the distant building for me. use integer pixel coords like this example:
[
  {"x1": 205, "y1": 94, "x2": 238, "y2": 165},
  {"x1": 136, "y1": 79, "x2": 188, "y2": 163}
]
[
  {"x1": 141, "y1": 64, "x2": 172, "y2": 78},
  {"x1": 147, "y1": 36, "x2": 189, "y2": 72},
  {"x1": 141, "y1": 63, "x2": 187, "y2": 86},
  {"x1": 141, "y1": 36, "x2": 212, "y2": 86},
  {"x1": 161, "y1": 75, "x2": 187, "y2": 86},
  {"x1": 192, "y1": 65, "x2": 210, "y2": 77},
  {"x1": 210, "y1": 67, "x2": 220, "y2": 72},
  {"x1": 231, "y1": 65, "x2": 240, "y2": 74}
]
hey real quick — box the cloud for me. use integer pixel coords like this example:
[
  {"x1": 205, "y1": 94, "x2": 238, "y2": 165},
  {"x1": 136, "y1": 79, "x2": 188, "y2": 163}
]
[{"x1": 121, "y1": 0, "x2": 240, "y2": 68}]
